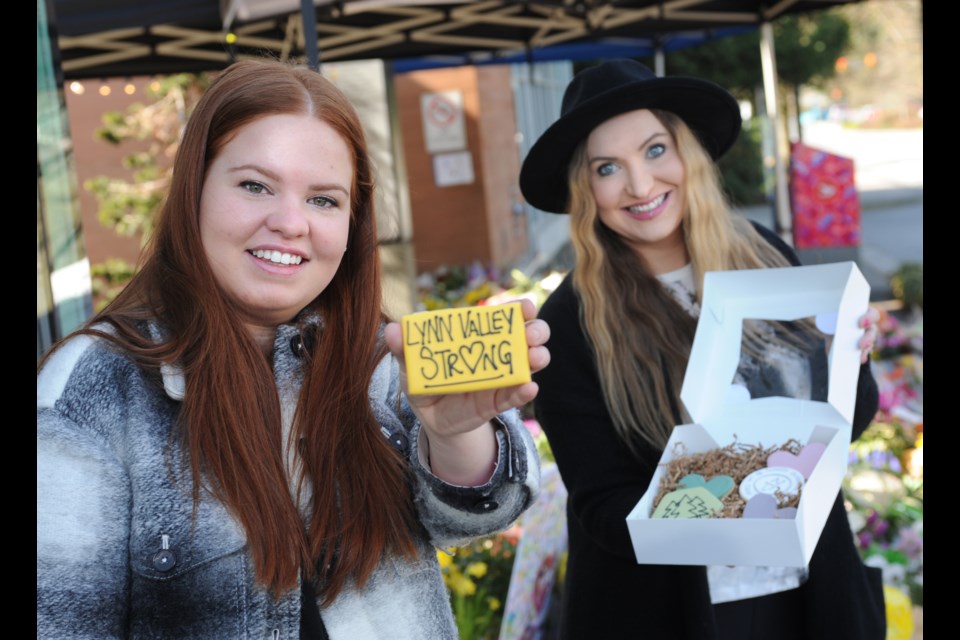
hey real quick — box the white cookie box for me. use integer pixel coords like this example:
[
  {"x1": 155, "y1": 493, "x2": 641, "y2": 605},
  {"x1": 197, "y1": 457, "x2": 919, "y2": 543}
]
[{"x1": 626, "y1": 262, "x2": 870, "y2": 567}]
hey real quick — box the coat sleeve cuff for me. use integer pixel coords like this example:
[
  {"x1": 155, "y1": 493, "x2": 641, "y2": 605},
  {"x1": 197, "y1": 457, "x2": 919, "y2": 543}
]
[{"x1": 408, "y1": 410, "x2": 541, "y2": 544}]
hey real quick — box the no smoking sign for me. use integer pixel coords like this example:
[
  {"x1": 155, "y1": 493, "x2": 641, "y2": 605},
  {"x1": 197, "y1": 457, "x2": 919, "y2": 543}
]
[
  {"x1": 421, "y1": 90, "x2": 466, "y2": 153},
  {"x1": 426, "y1": 94, "x2": 458, "y2": 128}
]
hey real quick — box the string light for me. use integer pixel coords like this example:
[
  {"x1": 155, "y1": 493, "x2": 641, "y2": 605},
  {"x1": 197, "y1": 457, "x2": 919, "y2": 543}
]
[
  {"x1": 124, "y1": 81, "x2": 136, "y2": 95},
  {"x1": 68, "y1": 81, "x2": 85, "y2": 95},
  {"x1": 98, "y1": 82, "x2": 111, "y2": 97}
]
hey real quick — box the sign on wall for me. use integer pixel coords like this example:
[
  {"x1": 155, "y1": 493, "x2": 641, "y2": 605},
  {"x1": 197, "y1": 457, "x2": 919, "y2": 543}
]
[
  {"x1": 421, "y1": 91, "x2": 467, "y2": 153},
  {"x1": 432, "y1": 151, "x2": 474, "y2": 187}
]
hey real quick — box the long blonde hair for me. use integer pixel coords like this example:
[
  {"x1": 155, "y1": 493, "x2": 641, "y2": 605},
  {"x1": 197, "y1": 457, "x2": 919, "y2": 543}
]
[{"x1": 569, "y1": 109, "x2": 793, "y2": 454}]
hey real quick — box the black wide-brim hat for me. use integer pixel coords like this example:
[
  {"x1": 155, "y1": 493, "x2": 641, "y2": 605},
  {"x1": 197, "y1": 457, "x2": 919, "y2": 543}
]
[{"x1": 519, "y1": 59, "x2": 742, "y2": 214}]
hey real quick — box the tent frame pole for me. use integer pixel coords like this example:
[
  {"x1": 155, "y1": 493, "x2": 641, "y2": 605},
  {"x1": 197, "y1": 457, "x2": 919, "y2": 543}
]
[
  {"x1": 301, "y1": 0, "x2": 319, "y2": 71},
  {"x1": 759, "y1": 20, "x2": 792, "y2": 243}
]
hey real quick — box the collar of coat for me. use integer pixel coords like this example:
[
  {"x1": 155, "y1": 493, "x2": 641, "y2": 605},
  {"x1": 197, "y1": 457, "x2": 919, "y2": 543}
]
[{"x1": 150, "y1": 314, "x2": 326, "y2": 402}]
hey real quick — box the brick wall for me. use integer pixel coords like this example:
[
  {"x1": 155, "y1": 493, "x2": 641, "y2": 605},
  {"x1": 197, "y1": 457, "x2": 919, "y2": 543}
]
[{"x1": 395, "y1": 66, "x2": 525, "y2": 275}]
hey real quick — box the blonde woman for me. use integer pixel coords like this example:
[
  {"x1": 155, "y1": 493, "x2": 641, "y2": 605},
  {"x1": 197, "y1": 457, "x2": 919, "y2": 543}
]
[{"x1": 520, "y1": 59, "x2": 883, "y2": 640}]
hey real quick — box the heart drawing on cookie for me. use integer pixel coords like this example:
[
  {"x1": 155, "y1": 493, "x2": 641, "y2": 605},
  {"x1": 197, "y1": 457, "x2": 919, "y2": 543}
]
[
  {"x1": 743, "y1": 493, "x2": 798, "y2": 520},
  {"x1": 767, "y1": 442, "x2": 827, "y2": 480},
  {"x1": 458, "y1": 341, "x2": 485, "y2": 374},
  {"x1": 678, "y1": 473, "x2": 735, "y2": 500}
]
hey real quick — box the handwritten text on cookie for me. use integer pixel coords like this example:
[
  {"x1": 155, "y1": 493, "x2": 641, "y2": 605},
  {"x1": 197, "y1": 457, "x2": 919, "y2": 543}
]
[{"x1": 402, "y1": 302, "x2": 531, "y2": 394}]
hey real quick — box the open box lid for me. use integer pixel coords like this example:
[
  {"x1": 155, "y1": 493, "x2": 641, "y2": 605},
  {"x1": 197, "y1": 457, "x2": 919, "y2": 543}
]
[{"x1": 680, "y1": 262, "x2": 870, "y2": 444}]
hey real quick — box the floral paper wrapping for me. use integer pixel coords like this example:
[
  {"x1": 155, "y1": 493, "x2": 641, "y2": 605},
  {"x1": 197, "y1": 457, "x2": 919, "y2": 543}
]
[
  {"x1": 790, "y1": 142, "x2": 861, "y2": 249},
  {"x1": 499, "y1": 463, "x2": 568, "y2": 640}
]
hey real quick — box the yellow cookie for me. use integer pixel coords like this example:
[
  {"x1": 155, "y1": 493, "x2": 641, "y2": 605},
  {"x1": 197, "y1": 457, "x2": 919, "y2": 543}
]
[{"x1": 401, "y1": 302, "x2": 531, "y2": 395}]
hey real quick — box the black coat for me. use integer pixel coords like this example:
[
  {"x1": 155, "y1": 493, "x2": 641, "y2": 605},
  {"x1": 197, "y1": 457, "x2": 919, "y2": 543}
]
[{"x1": 533, "y1": 226, "x2": 885, "y2": 640}]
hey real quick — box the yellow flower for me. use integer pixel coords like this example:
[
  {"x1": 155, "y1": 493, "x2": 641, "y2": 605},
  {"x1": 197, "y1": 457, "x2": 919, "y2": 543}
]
[
  {"x1": 557, "y1": 550, "x2": 568, "y2": 587},
  {"x1": 447, "y1": 572, "x2": 477, "y2": 597},
  {"x1": 436, "y1": 550, "x2": 454, "y2": 570},
  {"x1": 883, "y1": 585, "x2": 915, "y2": 640},
  {"x1": 424, "y1": 297, "x2": 445, "y2": 311},
  {"x1": 463, "y1": 283, "x2": 493, "y2": 305},
  {"x1": 466, "y1": 561, "x2": 488, "y2": 579},
  {"x1": 487, "y1": 596, "x2": 501, "y2": 612}
]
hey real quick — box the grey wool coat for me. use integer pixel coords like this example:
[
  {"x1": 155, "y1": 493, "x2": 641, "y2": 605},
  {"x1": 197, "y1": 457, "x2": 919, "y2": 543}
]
[{"x1": 37, "y1": 321, "x2": 540, "y2": 639}]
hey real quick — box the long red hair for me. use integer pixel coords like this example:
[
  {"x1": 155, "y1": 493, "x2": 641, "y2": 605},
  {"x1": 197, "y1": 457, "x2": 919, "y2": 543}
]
[{"x1": 55, "y1": 59, "x2": 418, "y2": 599}]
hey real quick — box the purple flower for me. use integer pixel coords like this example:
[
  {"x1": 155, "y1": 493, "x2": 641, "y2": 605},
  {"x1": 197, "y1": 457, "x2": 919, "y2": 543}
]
[
  {"x1": 887, "y1": 335, "x2": 907, "y2": 348},
  {"x1": 467, "y1": 261, "x2": 486, "y2": 286},
  {"x1": 894, "y1": 528, "x2": 924, "y2": 559},
  {"x1": 874, "y1": 519, "x2": 889, "y2": 538}
]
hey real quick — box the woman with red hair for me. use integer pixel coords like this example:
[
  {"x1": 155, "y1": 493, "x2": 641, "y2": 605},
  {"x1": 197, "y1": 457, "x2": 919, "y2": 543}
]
[{"x1": 37, "y1": 58, "x2": 549, "y2": 639}]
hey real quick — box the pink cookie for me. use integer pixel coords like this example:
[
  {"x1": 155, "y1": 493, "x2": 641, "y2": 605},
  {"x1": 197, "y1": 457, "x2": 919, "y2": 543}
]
[
  {"x1": 743, "y1": 493, "x2": 798, "y2": 520},
  {"x1": 767, "y1": 442, "x2": 827, "y2": 480}
]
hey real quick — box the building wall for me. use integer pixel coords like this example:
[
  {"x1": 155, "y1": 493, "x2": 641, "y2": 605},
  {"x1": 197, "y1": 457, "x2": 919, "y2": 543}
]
[
  {"x1": 477, "y1": 67, "x2": 527, "y2": 270},
  {"x1": 395, "y1": 66, "x2": 526, "y2": 275},
  {"x1": 64, "y1": 77, "x2": 151, "y2": 268},
  {"x1": 324, "y1": 60, "x2": 417, "y2": 317}
]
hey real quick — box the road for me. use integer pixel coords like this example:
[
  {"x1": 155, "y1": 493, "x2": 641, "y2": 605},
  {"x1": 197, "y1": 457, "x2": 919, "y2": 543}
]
[{"x1": 801, "y1": 121, "x2": 923, "y2": 193}]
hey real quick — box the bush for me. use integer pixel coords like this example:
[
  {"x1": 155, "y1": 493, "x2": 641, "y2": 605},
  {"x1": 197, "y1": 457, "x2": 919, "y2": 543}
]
[
  {"x1": 891, "y1": 263, "x2": 923, "y2": 310},
  {"x1": 90, "y1": 257, "x2": 137, "y2": 312},
  {"x1": 717, "y1": 118, "x2": 767, "y2": 207}
]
